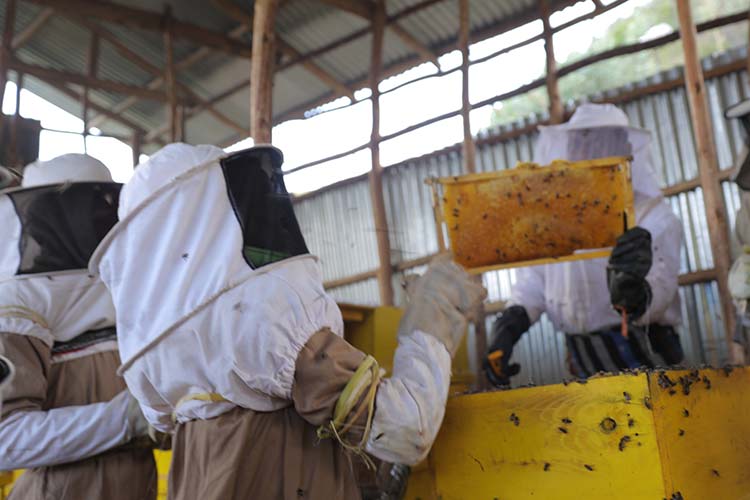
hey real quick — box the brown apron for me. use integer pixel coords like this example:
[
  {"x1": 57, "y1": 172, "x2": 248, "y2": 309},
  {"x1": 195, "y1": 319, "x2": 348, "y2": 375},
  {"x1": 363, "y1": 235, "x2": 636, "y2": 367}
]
[
  {"x1": 168, "y1": 328, "x2": 370, "y2": 500},
  {"x1": 1, "y1": 332, "x2": 157, "y2": 500}
]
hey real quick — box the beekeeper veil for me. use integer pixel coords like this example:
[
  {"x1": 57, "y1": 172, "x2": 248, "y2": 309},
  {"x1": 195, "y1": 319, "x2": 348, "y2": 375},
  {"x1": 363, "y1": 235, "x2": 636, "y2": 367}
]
[
  {"x1": 91, "y1": 143, "x2": 311, "y2": 372},
  {"x1": 0, "y1": 154, "x2": 121, "y2": 279},
  {"x1": 534, "y1": 103, "x2": 662, "y2": 204}
]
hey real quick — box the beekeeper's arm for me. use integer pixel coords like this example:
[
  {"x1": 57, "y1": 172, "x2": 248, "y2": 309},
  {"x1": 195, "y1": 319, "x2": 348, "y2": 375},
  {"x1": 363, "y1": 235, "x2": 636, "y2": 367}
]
[
  {"x1": 640, "y1": 207, "x2": 683, "y2": 322},
  {"x1": 292, "y1": 258, "x2": 486, "y2": 466},
  {"x1": 0, "y1": 332, "x2": 147, "y2": 470}
]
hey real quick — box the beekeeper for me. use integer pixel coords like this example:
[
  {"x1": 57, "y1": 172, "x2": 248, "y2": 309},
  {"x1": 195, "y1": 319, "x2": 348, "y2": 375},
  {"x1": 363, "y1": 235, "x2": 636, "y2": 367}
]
[
  {"x1": 0, "y1": 154, "x2": 157, "y2": 499},
  {"x1": 726, "y1": 98, "x2": 750, "y2": 363},
  {"x1": 89, "y1": 143, "x2": 486, "y2": 499},
  {"x1": 485, "y1": 103, "x2": 684, "y2": 385}
]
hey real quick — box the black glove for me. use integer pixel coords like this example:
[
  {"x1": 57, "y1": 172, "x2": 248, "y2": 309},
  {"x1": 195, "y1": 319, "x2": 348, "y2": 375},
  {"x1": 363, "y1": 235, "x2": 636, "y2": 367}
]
[
  {"x1": 647, "y1": 325, "x2": 684, "y2": 365},
  {"x1": 608, "y1": 227, "x2": 653, "y2": 319},
  {"x1": 483, "y1": 305, "x2": 530, "y2": 387}
]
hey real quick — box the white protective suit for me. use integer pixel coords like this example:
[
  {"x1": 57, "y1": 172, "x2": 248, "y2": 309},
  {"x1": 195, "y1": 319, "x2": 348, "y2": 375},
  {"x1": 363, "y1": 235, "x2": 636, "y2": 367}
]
[
  {"x1": 0, "y1": 155, "x2": 151, "y2": 480},
  {"x1": 510, "y1": 104, "x2": 683, "y2": 333},
  {"x1": 90, "y1": 142, "x2": 472, "y2": 471}
]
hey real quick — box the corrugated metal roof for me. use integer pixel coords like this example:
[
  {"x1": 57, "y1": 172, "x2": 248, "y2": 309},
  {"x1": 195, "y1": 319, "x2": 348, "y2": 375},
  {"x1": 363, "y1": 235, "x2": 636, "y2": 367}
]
[{"x1": 1, "y1": 0, "x2": 576, "y2": 151}]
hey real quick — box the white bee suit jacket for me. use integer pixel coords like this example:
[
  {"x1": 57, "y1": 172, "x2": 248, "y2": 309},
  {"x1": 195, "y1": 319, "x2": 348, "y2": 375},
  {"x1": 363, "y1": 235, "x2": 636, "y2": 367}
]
[
  {"x1": 510, "y1": 104, "x2": 683, "y2": 333},
  {"x1": 92, "y1": 143, "x2": 455, "y2": 468},
  {"x1": 0, "y1": 158, "x2": 137, "y2": 471}
]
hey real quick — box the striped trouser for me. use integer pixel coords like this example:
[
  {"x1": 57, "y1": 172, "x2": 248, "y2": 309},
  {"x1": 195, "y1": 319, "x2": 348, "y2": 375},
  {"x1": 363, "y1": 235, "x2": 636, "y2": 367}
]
[{"x1": 565, "y1": 325, "x2": 669, "y2": 379}]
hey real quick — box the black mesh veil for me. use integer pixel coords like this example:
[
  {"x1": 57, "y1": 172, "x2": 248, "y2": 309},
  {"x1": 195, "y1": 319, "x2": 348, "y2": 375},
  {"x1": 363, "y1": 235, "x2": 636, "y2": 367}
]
[
  {"x1": 220, "y1": 146, "x2": 308, "y2": 269},
  {"x1": 7, "y1": 182, "x2": 121, "y2": 274},
  {"x1": 566, "y1": 126, "x2": 633, "y2": 161}
]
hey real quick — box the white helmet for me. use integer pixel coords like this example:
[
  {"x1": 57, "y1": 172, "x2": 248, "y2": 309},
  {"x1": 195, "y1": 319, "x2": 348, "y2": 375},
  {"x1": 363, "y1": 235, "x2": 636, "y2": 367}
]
[{"x1": 22, "y1": 154, "x2": 113, "y2": 188}]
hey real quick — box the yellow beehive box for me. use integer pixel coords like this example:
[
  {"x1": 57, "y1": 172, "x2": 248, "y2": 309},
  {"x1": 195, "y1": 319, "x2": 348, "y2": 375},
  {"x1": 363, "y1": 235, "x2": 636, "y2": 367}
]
[
  {"x1": 407, "y1": 367, "x2": 750, "y2": 500},
  {"x1": 341, "y1": 303, "x2": 474, "y2": 391},
  {"x1": 428, "y1": 156, "x2": 635, "y2": 273}
]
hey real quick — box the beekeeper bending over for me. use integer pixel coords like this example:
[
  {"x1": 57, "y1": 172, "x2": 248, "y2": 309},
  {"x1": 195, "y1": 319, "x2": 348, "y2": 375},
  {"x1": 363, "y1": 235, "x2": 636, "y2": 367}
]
[
  {"x1": 485, "y1": 103, "x2": 685, "y2": 385},
  {"x1": 90, "y1": 143, "x2": 486, "y2": 500},
  {"x1": 0, "y1": 155, "x2": 157, "y2": 499}
]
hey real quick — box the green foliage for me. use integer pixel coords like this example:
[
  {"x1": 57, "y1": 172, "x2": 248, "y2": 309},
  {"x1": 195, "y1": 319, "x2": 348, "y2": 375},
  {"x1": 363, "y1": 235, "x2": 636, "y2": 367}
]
[{"x1": 490, "y1": 0, "x2": 749, "y2": 127}]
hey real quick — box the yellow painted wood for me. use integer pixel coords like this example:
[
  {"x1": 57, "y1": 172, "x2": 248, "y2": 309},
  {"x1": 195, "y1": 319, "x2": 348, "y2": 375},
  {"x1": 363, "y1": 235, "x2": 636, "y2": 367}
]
[
  {"x1": 427, "y1": 374, "x2": 666, "y2": 500},
  {"x1": 155, "y1": 449, "x2": 171, "y2": 499},
  {"x1": 648, "y1": 368, "x2": 750, "y2": 500}
]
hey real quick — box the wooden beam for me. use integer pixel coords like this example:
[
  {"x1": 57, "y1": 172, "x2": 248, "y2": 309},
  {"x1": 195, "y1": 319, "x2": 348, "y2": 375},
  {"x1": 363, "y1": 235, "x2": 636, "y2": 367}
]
[
  {"x1": 676, "y1": 0, "x2": 734, "y2": 348},
  {"x1": 250, "y1": 0, "x2": 281, "y2": 143},
  {"x1": 390, "y1": 23, "x2": 439, "y2": 66},
  {"x1": 9, "y1": 72, "x2": 22, "y2": 168},
  {"x1": 212, "y1": 0, "x2": 354, "y2": 99},
  {"x1": 72, "y1": 17, "x2": 245, "y2": 136},
  {"x1": 368, "y1": 0, "x2": 395, "y2": 306},
  {"x1": 88, "y1": 24, "x2": 250, "y2": 130},
  {"x1": 459, "y1": 0, "x2": 487, "y2": 389},
  {"x1": 316, "y1": 0, "x2": 372, "y2": 19},
  {"x1": 81, "y1": 32, "x2": 99, "y2": 152},
  {"x1": 24, "y1": 0, "x2": 252, "y2": 57},
  {"x1": 44, "y1": 79, "x2": 152, "y2": 140},
  {"x1": 12, "y1": 7, "x2": 53, "y2": 50},
  {"x1": 9, "y1": 58, "x2": 178, "y2": 102},
  {"x1": 459, "y1": 0, "x2": 476, "y2": 175},
  {"x1": 540, "y1": 0, "x2": 563, "y2": 124},
  {"x1": 131, "y1": 131, "x2": 142, "y2": 167},
  {"x1": 163, "y1": 10, "x2": 180, "y2": 143},
  {"x1": 0, "y1": 0, "x2": 17, "y2": 141}
]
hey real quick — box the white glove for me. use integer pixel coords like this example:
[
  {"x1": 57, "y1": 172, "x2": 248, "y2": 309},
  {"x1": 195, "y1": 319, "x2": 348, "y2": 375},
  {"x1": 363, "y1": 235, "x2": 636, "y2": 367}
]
[
  {"x1": 729, "y1": 250, "x2": 750, "y2": 300},
  {"x1": 398, "y1": 256, "x2": 487, "y2": 356},
  {"x1": 122, "y1": 391, "x2": 150, "y2": 441}
]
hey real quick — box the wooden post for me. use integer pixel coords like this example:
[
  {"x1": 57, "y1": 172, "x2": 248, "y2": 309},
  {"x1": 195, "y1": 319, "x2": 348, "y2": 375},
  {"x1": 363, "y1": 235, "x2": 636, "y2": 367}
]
[
  {"x1": 131, "y1": 131, "x2": 142, "y2": 167},
  {"x1": 250, "y1": 0, "x2": 281, "y2": 143},
  {"x1": 82, "y1": 33, "x2": 99, "y2": 153},
  {"x1": 0, "y1": 0, "x2": 17, "y2": 142},
  {"x1": 163, "y1": 9, "x2": 181, "y2": 143},
  {"x1": 459, "y1": 0, "x2": 488, "y2": 387},
  {"x1": 9, "y1": 72, "x2": 22, "y2": 168},
  {"x1": 540, "y1": 0, "x2": 563, "y2": 124},
  {"x1": 676, "y1": 0, "x2": 735, "y2": 350},
  {"x1": 368, "y1": 0, "x2": 394, "y2": 306},
  {"x1": 459, "y1": 0, "x2": 476, "y2": 174}
]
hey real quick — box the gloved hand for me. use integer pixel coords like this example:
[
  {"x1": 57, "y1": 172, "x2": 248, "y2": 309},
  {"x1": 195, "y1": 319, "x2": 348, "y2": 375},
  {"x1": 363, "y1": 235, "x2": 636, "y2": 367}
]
[
  {"x1": 483, "y1": 306, "x2": 531, "y2": 386},
  {"x1": 607, "y1": 227, "x2": 653, "y2": 319},
  {"x1": 729, "y1": 250, "x2": 750, "y2": 300},
  {"x1": 398, "y1": 255, "x2": 487, "y2": 357}
]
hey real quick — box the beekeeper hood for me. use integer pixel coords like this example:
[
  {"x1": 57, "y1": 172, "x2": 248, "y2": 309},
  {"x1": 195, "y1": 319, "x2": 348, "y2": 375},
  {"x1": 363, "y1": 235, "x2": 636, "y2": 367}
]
[
  {"x1": 0, "y1": 166, "x2": 21, "y2": 191},
  {"x1": 90, "y1": 143, "x2": 317, "y2": 381},
  {"x1": 0, "y1": 154, "x2": 120, "y2": 346},
  {"x1": 0, "y1": 354, "x2": 13, "y2": 413},
  {"x1": 534, "y1": 103, "x2": 662, "y2": 204}
]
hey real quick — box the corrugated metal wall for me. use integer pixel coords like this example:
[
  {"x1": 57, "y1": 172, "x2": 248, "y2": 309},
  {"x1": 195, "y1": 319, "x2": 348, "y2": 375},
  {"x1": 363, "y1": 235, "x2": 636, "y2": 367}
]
[{"x1": 293, "y1": 47, "x2": 749, "y2": 385}]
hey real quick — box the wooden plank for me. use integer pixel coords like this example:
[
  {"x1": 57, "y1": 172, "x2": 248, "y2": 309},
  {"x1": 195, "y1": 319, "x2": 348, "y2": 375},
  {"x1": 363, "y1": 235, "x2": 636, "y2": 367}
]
[
  {"x1": 81, "y1": 32, "x2": 99, "y2": 152},
  {"x1": 131, "y1": 132, "x2": 142, "y2": 167},
  {"x1": 9, "y1": 58, "x2": 174, "y2": 102},
  {"x1": 368, "y1": 0, "x2": 394, "y2": 306},
  {"x1": 72, "y1": 17, "x2": 245, "y2": 136},
  {"x1": 459, "y1": 0, "x2": 476, "y2": 175},
  {"x1": 24, "y1": 0, "x2": 252, "y2": 57},
  {"x1": 8, "y1": 72, "x2": 22, "y2": 168},
  {"x1": 540, "y1": 0, "x2": 563, "y2": 124},
  {"x1": 648, "y1": 368, "x2": 750, "y2": 499},
  {"x1": 432, "y1": 374, "x2": 666, "y2": 499},
  {"x1": 88, "y1": 24, "x2": 250, "y2": 130},
  {"x1": 163, "y1": 11, "x2": 180, "y2": 143},
  {"x1": 213, "y1": 0, "x2": 354, "y2": 100},
  {"x1": 390, "y1": 24, "x2": 439, "y2": 66},
  {"x1": 316, "y1": 0, "x2": 372, "y2": 19},
  {"x1": 12, "y1": 7, "x2": 53, "y2": 50},
  {"x1": 676, "y1": 0, "x2": 735, "y2": 348},
  {"x1": 250, "y1": 0, "x2": 281, "y2": 143}
]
